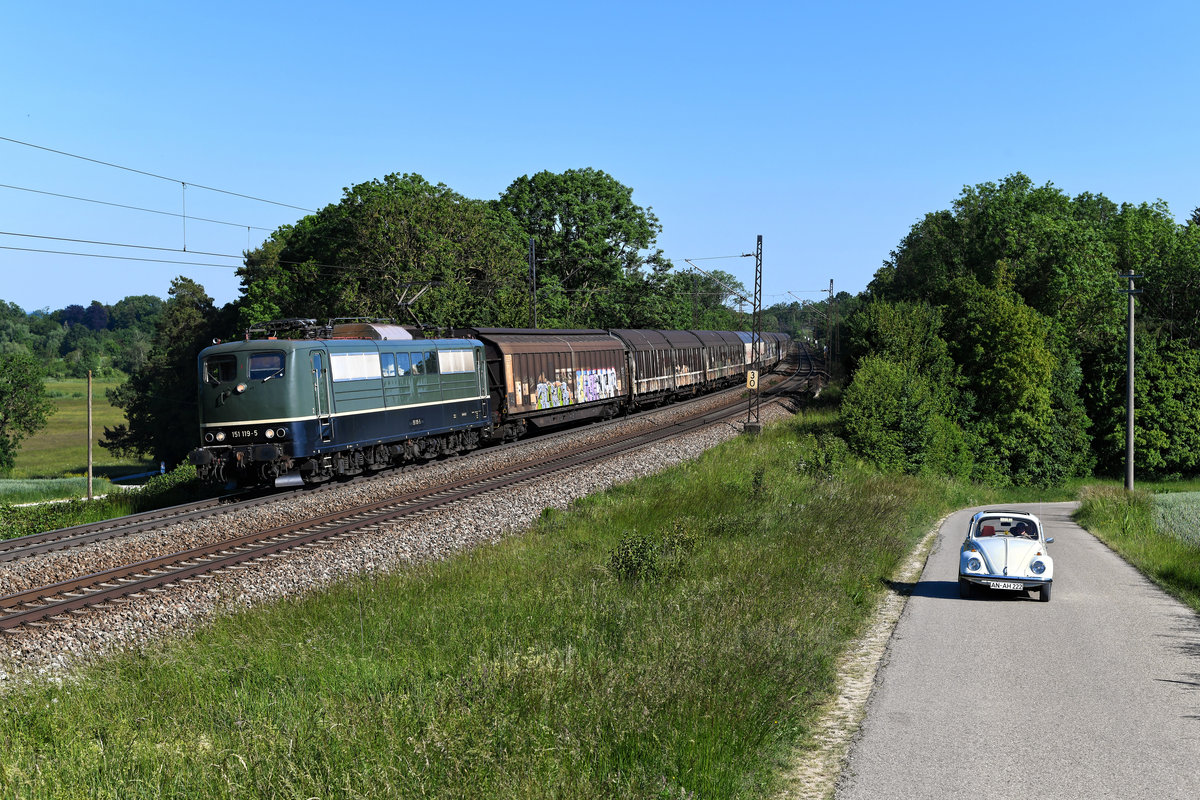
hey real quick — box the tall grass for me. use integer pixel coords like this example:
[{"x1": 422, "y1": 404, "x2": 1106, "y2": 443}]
[
  {"x1": 0, "y1": 465, "x2": 209, "y2": 540},
  {"x1": 1150, "y1": 491, "x2": 1200, "y2": 548},
  {"x1": 0, "y1": 476, "x2": 120, "y2": 505},
  {"x1": 1075, "y1": 485, "x2": 1200, "y2": 613},
  {"x1": 0, "y1": 412, "x2": 976, "y2": 799}
]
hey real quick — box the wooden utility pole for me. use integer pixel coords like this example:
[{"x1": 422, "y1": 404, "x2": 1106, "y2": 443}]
[
  {"x1": 87, "y1": 369, "x2": 93, "y2": 501},
  {"x1": 1120, "y1": 273, "x2": 1143, "y2": 491}
]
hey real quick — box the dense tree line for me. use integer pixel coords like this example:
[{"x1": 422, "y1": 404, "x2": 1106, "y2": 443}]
[
  {"x1": 5, "y1": 167, "x2": 801, "y2": 467},
  {"x1": 0, "y1": 295, "x2": 168, "y2": 473},
  {"x1": 22, "y1": 166, "x2": 1196, "y2": 489},
  {"x1": 237, "y1": 169, "x2": 766, "y2": 333},
  {"x1": 0, "y1": 295, "x2": 164, "y2": 379},
  {"x1": 842, "y1": 173, "x2": 1200, "y2": 484}
]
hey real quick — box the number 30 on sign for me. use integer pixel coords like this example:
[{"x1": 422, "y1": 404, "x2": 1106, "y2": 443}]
[{"x1": 747, "y1": 370, "x2": 759, "y2": 390}]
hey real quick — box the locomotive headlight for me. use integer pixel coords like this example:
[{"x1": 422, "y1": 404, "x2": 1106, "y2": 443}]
[
  {"x1": 264, "y1": 428, "x2": 275, "y2": 439},
  {"x1": 215, "y1": 431, "x2": 227, "y2": 442},
  {"x1": 235, "y1": 383, "x2": 247, "y2": 394},
  {"x1": 204, "y1": 432, "x2": 214, "y2": 443},
  {"x1": 276, "y1": 428, "x2": 287, "y2": 439}
]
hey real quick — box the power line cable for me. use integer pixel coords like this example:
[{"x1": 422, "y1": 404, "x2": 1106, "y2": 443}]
[
  {"x1": 0, "y1": 230, "x2": 242, "y2": 261},
  {"x1": 0, "y1": 230, "x2": 360, "y2": 275},
  {"x1": 680, "y1": 254, "x2": 755, "y2": 261},
  {"x1": 0, "y1": 244, "x2": 239, "y2": 270},
  {"x1": 0, "y1": 183, "x2": 275, "y2": 231},
  {"x1": 0, "y1": 135, "x2": 315, "y2": 213}
]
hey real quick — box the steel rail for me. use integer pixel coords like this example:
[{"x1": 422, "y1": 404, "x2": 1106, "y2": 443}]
[
  {"x1": 0, "y1": 364, "x2": 796, "y2": 562},
  {"x1": 2, "y1": 365, "x2": 814, "y2": 632},
  {"x1": 0, "y1": 494, "x2": 255, "y2": 562}
]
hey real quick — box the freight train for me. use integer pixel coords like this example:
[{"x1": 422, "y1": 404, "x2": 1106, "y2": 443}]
[{"x1": 189, "y1": 319, "x2": 790, "y2": 488}]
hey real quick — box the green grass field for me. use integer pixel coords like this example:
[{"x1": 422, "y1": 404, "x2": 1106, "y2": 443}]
[
  {"x1": 1075, "y1": 485, "x2": 1200, "y2": 614},
  {"x1": 8, "y1": 378, "x2": 153, "y2": 490},
  {"x1": 0, "y1": 412, "x2": 984, "y2": 799}
]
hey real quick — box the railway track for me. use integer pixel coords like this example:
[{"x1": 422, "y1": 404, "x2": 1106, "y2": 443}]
[
  {"x1": 1, "y1": 356, "x2": 817, "y2": 633},
  {"x1": 0, "y1": 494, "x2": 251, "y2": 563}
]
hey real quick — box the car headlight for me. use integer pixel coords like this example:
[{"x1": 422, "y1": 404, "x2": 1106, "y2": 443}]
[
  {"x1": 1030, "y1": 560, "x2": 1046, "y2": 575},
  {"x1": 967, "y1": 557, "x2": 982, "y2": 571}
]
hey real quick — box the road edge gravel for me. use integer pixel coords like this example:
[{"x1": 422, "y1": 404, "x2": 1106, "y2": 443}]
[{"x1": 774, "y1": 514, "x2": 946, "y2": 799}]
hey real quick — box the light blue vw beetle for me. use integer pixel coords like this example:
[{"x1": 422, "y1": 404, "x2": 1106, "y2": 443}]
[{"x1": 959, "y1": 510, "x2": 1054, "y2": 602}]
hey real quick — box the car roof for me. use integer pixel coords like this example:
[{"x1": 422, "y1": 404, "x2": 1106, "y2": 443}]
[{"x1": 970, "y1": 510, "x2": 1041, "y2": 524}]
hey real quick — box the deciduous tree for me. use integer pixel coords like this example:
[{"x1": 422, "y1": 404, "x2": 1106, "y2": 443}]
[
  {"x1": 0, "y1": 351, "x2": 54, "y2": 473},
  {"x1": 239, "y1": 174, "x2": 529, "y2": 331},
  {"x1": 102, "y1": 278, "x2": 229, "y2": 465},
  {"x1": 500, "y1": 168, "x2": 668, "y2": 327}
]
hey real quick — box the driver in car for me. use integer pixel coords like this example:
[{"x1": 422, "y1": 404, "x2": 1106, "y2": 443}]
[{"x1": 1011, "y1": 521, "x2": 1037, "y2": 539}]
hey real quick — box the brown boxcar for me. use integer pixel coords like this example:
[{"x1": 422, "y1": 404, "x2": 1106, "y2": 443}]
[
  {"x1": 688, "y1": 330, "x2": 746, "y2": 384},
  {"x1": 608, "y1": 329, "x2": 709, "y2": 402},
  {"x1": 460, "y1": 328, "x2": 628, "y2": 432}
]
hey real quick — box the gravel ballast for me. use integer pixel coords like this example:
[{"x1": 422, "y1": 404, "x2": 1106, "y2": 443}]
[{"x1": 1, "y1": 390, "x2": 795, "y2": 687}]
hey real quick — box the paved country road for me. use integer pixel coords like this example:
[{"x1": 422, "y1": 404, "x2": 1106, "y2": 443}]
[{"x1": 836, "y1": 502, "x2": 1200, "y2": 800}]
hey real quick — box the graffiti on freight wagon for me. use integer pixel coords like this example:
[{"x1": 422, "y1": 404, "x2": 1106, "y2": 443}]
[
  {"x1": 534, "y1": 376, "x2": 571, "y2": 409},
  {"x1": 519, "y1": 367, "x2": 620, "y2": 410},
  {"x1": 575, "y1": 367, "x2": 618, "y2": 403}
]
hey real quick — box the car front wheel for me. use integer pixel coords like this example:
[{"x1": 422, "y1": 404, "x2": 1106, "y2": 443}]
[
  {"x1": 1039, "y1": 583, "x2": 1052, "y2": 603},
  {"x1": 958, "y1": 578, "x2": 973, "y2": 599}
]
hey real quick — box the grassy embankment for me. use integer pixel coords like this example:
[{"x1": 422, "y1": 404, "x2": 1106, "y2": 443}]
[
  {"x1": 0, "y1": 411, "x2": 985, "y2": 799},
  {"x1": 0, "y1": 465, "x2": 205, "y2": 541},
  {"x1": 1076, "y1": 485, "x2": 1200, "y2": 614},
  {"x1": 1, "y1": 377, "x2": 153, "y2": 504}
]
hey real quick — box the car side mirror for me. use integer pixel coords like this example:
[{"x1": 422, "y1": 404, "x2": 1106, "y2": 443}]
[{"x1": 1045, "y1": 537, "x2": 1054, "y2": 544}]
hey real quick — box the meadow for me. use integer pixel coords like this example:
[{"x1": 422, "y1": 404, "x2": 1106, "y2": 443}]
[
  {"x1": 3, "y1": 377, "x2": 153, "y2": 503},
  {"x1": 0, "y1": 411, "x2": 987, "y2": 799},
  {"x1": 1075, "y1": 485, "x2": 1200, "y2": 614}
]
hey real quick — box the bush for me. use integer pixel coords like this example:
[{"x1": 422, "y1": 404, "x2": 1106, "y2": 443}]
[
  {"x1": 841, "y1": 355, "x2": 971, "y2": 479},
  {"x1": 609, "y1": 531, "x2": 659, "y2": 581},
  {"x1": 793, "y1": 431, "x2": 851, "y2": 480}
]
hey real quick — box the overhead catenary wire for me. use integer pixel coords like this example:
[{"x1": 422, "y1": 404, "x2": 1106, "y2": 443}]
[
  {"x1": 0, "y1": 231, "x2": 359, "y2": 275},
  {"x1": 0, "y1": 136, "x2": 315, "y2": 213},
  {"x1": 0, "y1": 184, "x2": 276, "y2": 231},
  {"x1": 0, "y1": 245, "x2": 241, "y2": 270},
  {"x1": 0, "y1": 230, "x2": 244, "y2": 261},
  {"x1": 2, "y1": 136, "x2": 815, "y2": 308}
]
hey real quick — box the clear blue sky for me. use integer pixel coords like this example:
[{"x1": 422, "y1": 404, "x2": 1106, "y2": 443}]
[{"x1": 3, "y1": 1, "x2": 1198, "y2": 315}]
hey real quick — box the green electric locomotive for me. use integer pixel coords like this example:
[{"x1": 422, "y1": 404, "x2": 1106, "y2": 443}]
[{"x1": 189, "y1": 320, "x2": 490, "y2": 487}]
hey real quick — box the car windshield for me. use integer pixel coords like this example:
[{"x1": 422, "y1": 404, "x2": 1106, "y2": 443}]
[{"x1": 975, "y1": 518, "x2": 1038, "y2": 539}]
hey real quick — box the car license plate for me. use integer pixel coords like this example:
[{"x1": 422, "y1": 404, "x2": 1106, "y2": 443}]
[{"x1": 987, "y1": 581, "x2": 1024, "y2": 591}]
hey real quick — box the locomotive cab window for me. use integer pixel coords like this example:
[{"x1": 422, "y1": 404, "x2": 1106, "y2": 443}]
[
  {"x1": 380, "y1": 353, "x2": 396, "y2": 378},
  {"x1": 205, "y1": 354, "x2": 238, "y2": 385},
  {"x1": 396, "y1": 353, "x2": 412, "y2": 376},
  {"x1": 249, "y1": 351, "x2": 286, "y2": 381},
  {"x1": 422, "y1": 351, "x2": 439, "y2": 374}
]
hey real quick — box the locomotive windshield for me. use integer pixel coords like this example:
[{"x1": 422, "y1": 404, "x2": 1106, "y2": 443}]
[
  {"x1": 250, "y1": 351, "x2": 285, "y2": 381},
  {"x1": 205, "y1": 354, "x2": 237, "y2": 385}
]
